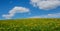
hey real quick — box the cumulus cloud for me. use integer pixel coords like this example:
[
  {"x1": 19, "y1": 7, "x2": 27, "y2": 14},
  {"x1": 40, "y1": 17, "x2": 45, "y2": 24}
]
[
  {"x1": 2, "y1": 6, "x2": 30, "y2": 19},
  {"x1": 30, "y1": 13, "x2": 60, "y2": 18},
  {"x1": 30, "y1": 0, "x2": 60, "y2": 10}
]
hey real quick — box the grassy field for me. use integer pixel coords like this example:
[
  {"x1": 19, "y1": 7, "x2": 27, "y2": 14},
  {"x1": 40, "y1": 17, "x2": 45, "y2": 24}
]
[{"x1": 0, "y1": 18, "x2": 60, "y2": 31}]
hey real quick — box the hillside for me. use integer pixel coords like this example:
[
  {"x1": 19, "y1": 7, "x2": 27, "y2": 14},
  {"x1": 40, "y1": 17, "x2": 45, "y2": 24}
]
[{"x1": 0, "y1": 18, "x2": 60, "y2": 31}]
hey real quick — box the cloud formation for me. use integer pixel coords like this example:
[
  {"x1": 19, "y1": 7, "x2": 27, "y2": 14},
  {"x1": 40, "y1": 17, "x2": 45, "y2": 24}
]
[
  {"x1": 30, "y1": 13, "x2": 60, "y2": 18},
  {"x1": 2, "y1": 6, "x2": 30, "y2": 19},
  {"x1": 30, "y1": 0, "x2": 60, "y2": 10}
]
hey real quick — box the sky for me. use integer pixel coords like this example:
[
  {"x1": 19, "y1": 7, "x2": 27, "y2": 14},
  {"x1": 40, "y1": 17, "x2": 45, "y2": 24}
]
[{"x1": 0, "y1": 0, "x2": 60, "y2": 19}]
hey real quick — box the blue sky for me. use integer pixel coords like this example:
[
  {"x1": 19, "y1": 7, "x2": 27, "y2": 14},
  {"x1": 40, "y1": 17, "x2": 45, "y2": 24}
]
[{"x1": 0, "y1": 0, "x2": 60, "y2": 19}]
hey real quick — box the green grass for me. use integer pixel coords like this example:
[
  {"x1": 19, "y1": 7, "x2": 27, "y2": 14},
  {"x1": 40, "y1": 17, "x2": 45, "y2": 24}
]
[{"x1": 0, "y1": 18, "x2": 60, "y2": 31}]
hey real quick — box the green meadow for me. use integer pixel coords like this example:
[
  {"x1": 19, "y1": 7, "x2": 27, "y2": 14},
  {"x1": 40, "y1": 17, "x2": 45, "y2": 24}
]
[{"x1": 0, "y1": 18, "x2": 60, "y2": 31}]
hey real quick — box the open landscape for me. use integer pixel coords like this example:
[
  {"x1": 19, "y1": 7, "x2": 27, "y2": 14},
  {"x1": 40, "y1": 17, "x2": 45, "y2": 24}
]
[
  {"x1": 0, "y1": 0, "x2": 60, "y2": 31},
  {"x1": 0, "y1": 18, "x2": 60, "y2": 31}
]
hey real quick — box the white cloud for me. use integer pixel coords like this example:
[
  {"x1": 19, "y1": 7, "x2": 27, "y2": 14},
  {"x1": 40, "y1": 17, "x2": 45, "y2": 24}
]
[
  {"x1": 2, "y1": 6, "x2": 30, "y2": 19},
  {"x1": 30, "y1": 13, "x2": 60, "y2": 18},
  {"x1": 30, "y1": 0, "x2": 60, "y2": 10}
]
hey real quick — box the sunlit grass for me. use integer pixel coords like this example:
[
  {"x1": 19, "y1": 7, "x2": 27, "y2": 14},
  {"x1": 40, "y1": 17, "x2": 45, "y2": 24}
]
[{"x1": 0, "y1": 18, "x2": 60, "y2": 31}]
